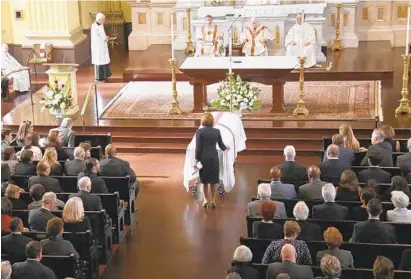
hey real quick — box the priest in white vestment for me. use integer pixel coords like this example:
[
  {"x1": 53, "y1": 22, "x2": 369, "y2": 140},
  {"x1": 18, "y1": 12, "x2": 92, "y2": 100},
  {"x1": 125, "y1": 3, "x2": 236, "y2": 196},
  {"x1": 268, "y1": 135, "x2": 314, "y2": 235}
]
[
  {"x1": 195, "y1": 15, "x2": 223, "y2": 57},
  {"x1": 1, "y1": 44, "x2": 30, "y2": 92},
  {"x1": 91, "y1": 13, "x2": 112, "y2": 81},
  {"x1": 240, "y1": 17, "x2": 273, "y2": 56},
  {"x1": 285, "y1": 13, "x2": 317, "y2": 68}
]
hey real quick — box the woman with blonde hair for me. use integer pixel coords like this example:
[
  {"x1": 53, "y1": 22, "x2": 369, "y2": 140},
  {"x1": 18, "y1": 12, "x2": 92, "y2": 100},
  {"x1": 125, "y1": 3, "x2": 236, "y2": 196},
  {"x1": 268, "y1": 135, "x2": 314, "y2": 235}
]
[
  {"x1": 45, "y1": 130, "x2": 69, "y2": 161},
  {"x1": 338, "y1": 124, "x2": 360, "y2": 151},
  {"x1": 62, "y1": 197, "x2": 92, "y2": 233},
  {"x1": 39, "y1": 147, "x2": 63, "y2": 175},
  {"x1": 381, "y1": 125, "x2": 400, "y2": 152},
  {"x1": 15, "y1": 120, "x2": 34, "y2": 147}
]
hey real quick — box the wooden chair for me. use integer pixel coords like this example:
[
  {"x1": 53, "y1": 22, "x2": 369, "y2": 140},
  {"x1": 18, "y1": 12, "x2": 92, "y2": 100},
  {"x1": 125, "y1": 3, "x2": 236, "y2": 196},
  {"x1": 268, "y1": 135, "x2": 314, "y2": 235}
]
[{"x1": 26, "y1": 43, "x2": 53, "y2": 75}]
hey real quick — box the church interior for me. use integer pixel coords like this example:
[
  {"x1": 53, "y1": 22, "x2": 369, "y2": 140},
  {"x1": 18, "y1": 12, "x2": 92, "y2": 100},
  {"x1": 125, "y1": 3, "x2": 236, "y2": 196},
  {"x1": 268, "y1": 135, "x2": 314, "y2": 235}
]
[{"x1": 1, "y1": 0, "x2": 411, "y2": 279}]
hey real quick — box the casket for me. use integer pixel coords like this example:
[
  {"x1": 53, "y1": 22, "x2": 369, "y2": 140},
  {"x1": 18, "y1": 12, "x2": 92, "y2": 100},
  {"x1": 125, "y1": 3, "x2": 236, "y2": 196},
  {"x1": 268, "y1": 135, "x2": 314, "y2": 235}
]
[{"x1": 183, "y1": 112, "x2": 247, "y2": 193}]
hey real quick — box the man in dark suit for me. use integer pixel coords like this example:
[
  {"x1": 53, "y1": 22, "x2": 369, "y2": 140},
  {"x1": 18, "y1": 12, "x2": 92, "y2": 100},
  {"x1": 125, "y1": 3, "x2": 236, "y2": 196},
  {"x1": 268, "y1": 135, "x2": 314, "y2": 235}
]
[
  {"x1": 64, "y1": 146, "x2": 86, "y2": 176},
  {"x1": 269, "y1": 167, "x2": 297, "y2": 199},
  {"x1": 350, "y1": 198, "x2": 396, "y2": 244},
  {"x1": 28, "y1": 192, "x2": 57, "y2": 231},
  {"x1": 266, "y1": 244, "x2": 313, "y2": 279},
  {"x1": 312, "y1": 183, "x2": 349, "y2": 220},
  {"x1": 14, "y1": 149, "x2": 36, "y2": 176},
  {"x1": 1, "y1": 217, "x2": 32, "y2": 262},
  {"x1": 28, "y1": 162, "x2": 62, "y2": 193},
  {"x1": 11, "y1": 241, "x2": 57, "y2": 279},
  {"x1": 277, "y1": 145, "x2": 308, "y2": 183},
  {"x1": 358, "y1": 152, "x2": 391, "y2": 183},
  {"x1": 397, "y1": 138, "x2": 411, "y2": 167},
  {"x1": 299, "y1": 165, "x2": 328, "y2": 200},
  {"x1": 101, "y1": 144, "x2": 136, "y2": 183},
  {"x1": 69, "y1": 176, "x2": 103, "y2": 211},
  {"x1": 320, "y1": 144, "x2": 349, "y2": 186},
  {"x1": 77, "y1": 158, "x2": 108, "y2": 193},
  {"x1": 323, "y1": 134, "x2": 355, "y2": 166},
  {"x1": 361, "y1": 129, "x2": 393, "y2": 167}
]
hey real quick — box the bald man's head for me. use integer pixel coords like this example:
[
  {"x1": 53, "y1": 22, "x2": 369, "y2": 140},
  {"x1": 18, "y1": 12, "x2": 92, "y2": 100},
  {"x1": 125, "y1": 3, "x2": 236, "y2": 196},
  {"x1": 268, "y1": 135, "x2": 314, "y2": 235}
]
[
  {"x1": 270, "y1": 167, "x2": 281, "y2": 181},
  {"x1": 327, "y1": 144, "x2": 339, "y2": 159},
  {"x1": 281, "y1": 244, "x2": 296, "y2": 263},
  {"x1": 307, "y1": 165, "x2": 321, "y2": 180}
]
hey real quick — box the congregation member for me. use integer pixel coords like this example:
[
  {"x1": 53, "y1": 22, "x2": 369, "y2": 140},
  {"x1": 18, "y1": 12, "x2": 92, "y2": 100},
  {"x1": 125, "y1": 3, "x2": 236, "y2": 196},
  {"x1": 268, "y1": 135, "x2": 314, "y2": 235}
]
[
  {"x1": 40, "y1": 217, "x2": 79, "y2": 260},
  {"x1": 358, "y1": 152, "x2": 391, "y2": 183},
  {"x1": 241, "y1": 16, "x2": 273, "y2": 56},
  {"x1": 15, "y1": 120, "x2": 34, "y2": 147},
  {"x1": 399, "y1": 249, "x2": 411, "y2": 271},
  {"x1": 227, "y1": 246, "x2": 258, "y2": 279},
  {"x1": 1, "y1": 261, "x2": 11, "y2": 279},
  {"x1": 91, "y1": 13, "x2": 112, "y2": 82},
  {"x1": 298, "y1": 165, "x2": 328, "y2": 200},
  {"x1": 400, "y1": 163, "x2": 411, "y2": 183},
  {"x1": 11, "y1": 241, "x2": 58, "y2": 279},
  {"x1": 252, "y1": 202, "x2": 283, "y2": 239},
  {"x1": 386, "y1": 190, "x2": 411, "y2": 222},
  {"x1": 335, "y1": 170, "x2": 360, "y2": 201},
  {"x1": 78, "y1": 158, "x2": 108, "y2": 193},
  {"x1": 28, "y1": 184, "x2": 64, "y2": 210},
  {"x1": 381, "y1": 125, "x2": 401, "y2": 152},
  {"x1": 285, "y1": 13, "x2": 317, "y2": 68},
  {"x1": 315, "y1": 254, "x2": 342, "y2": 279},
  {"x1": 351, "y1": 187, "x2": 377, "y2": 221},
  {"x1": 39, "y1": 147, "x2": 63, "y2": 175},
  {"x1": 262, "y1": 221, "x2": 312, "y2": 265},
  {"x1": 248, "y1": 183, "x2": 286, "y2": 218},
  {"x1": 44, "y1": 130, "x2": 69, "y2": 161},
  {"x1": 320, "y1": 144, "x2": 348, "y2": 186},
  {"x1": 1, "y1": 44, "x2": 30, "y2": 93},
  {"x1": 5, "y1": 184, "x2": 26, "y2": 209},
  {"x1": 28, "y1": 192, "x2": 57, "y2": 231},
  {"x1": 388, "y1": 176, "x2": 411, "y2": 199},
  {"x1": 69, "y1": 176, "x2": 103, "y2": 211},
  {"x1": 50, "y1": 118, "x2": 76, "y2": 147},
  {"x1": 14, "y1": 149, "x2": 36, "y2": 175},
  {"x1": 64, "y1": 146, "x2": 86, "y2": 175},
  {"x1": 101, "y1": 144, "x2": 137, "y2": 183},
  {"x1": 1, "y1": 196, "x2": 13, "y2": 232},
  {"x1": 323, "y1": 134, "x2": 355, "y2": 166},
  {"x1": 312, "y1": 184, "x2": 349, "y2": 220},
  {"x1": 79, "y1": 142, "x2": 92, "y2": 160},
  {"x1": 1, "y1": 128, "x2": 12, "y2": 148},
  {"x1": 2, "y1": 147, "x2": 18, "y2": 175},
  {"x1": 316, "y1": 227, "x2": 354, "y2": 268},
  {"x1": 266, "y1": 244, "x2": 313, "y2": 279},
  {"x1": 293, "y1": 201, "x2": 321, "y2": 241},
  {"x1": 28, "y1": 162, "x2": 62, "y2": 193},
  {"x1": 195, "y1": 15, "x2": 223, "y2": 57},
  {"x1": 397, "y1": 138, "x2": 411, "y2": 166},
  {"x1": 277, "y1": 145, "x2": 308, "y2": 183},
  {"x1": 16, "y1": 134, "x2": 43, "y2": 161},
  {"x1": 1, "y1": 217, "x2": 32, "y2": 262},
  {"x1": 339, "y1": 124, "x2": 360, "y2": 151},
  {"x1": 62, "y1": 197, "x2": 92, "y2": 233},
  {"x1": 360, "y1": 129, "x2": 393, "y2": 167},
  {"x1": 269, "y1": 167, "x2": 297, "y2": 199},
  {"x1": 373, "y1": 256, "x2": 394, "y2": 279},
  {"x1": 350, "y1": 198, "x2": 396, "y2": 244},
  {"x1": 1, "y1": 163, "x2": 11, "y2": 192}
]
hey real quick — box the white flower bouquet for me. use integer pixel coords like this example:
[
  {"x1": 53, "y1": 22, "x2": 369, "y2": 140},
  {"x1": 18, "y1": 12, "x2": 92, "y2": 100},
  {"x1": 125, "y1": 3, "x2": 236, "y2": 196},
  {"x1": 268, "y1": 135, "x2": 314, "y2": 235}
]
[
  {"x1": 40, "y1": 79, "x2": 73, "y2": 115},
  {"x1": 211, "y1": 73, "x2": 261, "y2": 112}
]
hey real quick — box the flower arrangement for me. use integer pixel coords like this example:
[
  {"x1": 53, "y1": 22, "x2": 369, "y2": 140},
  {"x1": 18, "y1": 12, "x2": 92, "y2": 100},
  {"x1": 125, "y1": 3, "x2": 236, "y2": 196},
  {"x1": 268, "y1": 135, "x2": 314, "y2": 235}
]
[
  {"x1": 211, "y1": 0, "x2": 222, "y2": 6},
  {"x1": 40, "y1": 79, "x2": 73, "y2": 115},
  {"x1": 211, "y1": 74, "x2": 261, "y2": 112}
]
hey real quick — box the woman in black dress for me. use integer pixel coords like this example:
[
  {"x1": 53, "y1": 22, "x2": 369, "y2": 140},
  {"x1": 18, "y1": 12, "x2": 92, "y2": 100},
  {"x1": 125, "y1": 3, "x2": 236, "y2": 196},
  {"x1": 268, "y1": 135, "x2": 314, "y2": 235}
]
[{"x1": 195, "y1": 113, "x2": 230, "y2": 208}]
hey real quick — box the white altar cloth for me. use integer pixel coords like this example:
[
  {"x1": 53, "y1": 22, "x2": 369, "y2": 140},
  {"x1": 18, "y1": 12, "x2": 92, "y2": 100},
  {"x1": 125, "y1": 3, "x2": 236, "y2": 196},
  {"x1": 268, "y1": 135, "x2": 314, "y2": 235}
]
[{"x1": 183, "y1": 112, "x2": 247, "y2": 193}]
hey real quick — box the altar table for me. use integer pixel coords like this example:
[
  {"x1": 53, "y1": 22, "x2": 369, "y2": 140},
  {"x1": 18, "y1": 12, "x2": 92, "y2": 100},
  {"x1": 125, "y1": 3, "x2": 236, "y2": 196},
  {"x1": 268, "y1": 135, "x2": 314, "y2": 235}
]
[{"x1": 179, "y1": 56, "x2": 298, "y2": 113}]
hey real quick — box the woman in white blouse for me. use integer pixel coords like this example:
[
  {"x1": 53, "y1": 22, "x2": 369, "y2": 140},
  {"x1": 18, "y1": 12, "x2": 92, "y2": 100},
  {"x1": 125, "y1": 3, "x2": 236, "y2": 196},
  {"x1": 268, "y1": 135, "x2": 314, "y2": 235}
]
[
  {"x1": 16, "y1": 133, "x2": 42, "y2": 161},
  {"x1": 387, "y1": 191, "x2": 411, "y2": 223}
]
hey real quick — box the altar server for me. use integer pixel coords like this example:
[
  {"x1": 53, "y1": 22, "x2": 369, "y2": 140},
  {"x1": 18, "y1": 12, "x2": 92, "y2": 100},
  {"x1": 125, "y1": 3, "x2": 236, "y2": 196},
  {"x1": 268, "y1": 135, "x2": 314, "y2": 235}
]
[
  {"x1": 1, "y1": 44, "x2": 30, "y2": 92},
  {"x1": 241, "y1": 17, "x2": 273, "y2": 56},
  {"x1": 285, "y1": 13, "x2": 317, "y2": 68},
  {"x1": 195, "y1": 15, "x2": 223, "y2": 57},
  {"x1": 91, "y1": 13, "x2": 112, "y2": 81}
]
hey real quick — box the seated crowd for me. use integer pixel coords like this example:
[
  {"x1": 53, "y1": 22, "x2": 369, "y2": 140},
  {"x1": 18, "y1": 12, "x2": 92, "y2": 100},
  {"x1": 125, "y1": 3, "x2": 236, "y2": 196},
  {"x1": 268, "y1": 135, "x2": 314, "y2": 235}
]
[{"x1": 1, "y1": 118, "x2": 138, "y2": 279}]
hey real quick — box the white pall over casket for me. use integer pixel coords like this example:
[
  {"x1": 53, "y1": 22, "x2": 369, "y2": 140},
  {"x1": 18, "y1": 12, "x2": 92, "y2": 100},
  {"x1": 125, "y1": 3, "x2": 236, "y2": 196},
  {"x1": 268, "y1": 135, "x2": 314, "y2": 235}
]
[{"x1": 183, "y1": 112, "x2": 247, "y2": 194}]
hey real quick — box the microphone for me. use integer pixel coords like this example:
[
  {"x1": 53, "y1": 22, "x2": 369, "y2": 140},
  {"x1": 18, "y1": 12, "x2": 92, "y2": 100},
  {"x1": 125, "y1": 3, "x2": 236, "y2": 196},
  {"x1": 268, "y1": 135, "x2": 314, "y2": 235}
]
[{"x1": 229, "y1": 14, "x2": 241, "y2": 31}]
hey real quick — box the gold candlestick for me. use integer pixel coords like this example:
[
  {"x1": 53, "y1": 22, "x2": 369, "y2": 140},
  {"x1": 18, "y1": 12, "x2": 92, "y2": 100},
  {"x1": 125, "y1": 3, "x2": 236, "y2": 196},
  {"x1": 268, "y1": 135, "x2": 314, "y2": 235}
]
[
  {"x1": 168, "y1": 58, "x2": 182, "y2": 115},
  {"x1": 293, "y1": 57, "x2": 309, "y2": 116},
  {"x1": 332, "y1": 3, "x2": 343, "y2": 52},
  {"x1": 184, "y1": 8, "x2": 195, "y2": 57},
  {"x1": 395, "y1": 54, "x2": 411, "y2": 115}
]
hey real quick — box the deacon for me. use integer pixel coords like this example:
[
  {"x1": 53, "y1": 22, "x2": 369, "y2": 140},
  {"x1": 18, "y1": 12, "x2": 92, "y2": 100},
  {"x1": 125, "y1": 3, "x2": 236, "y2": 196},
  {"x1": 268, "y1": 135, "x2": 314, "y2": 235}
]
[
  {"x1": 195, "y1": 15, "x2": 223, "y2": 57},
  {"x1": 1, "y1": 44, "x2": 30, "y2": 93},
  {"x1": 91, "y1": 13, "x2": 112, "y2": 82},
  {"x1": 285, "y1": 13, "x2": 317, "y2": 68},
  {"x1": 241, "y1": 17, "x2": 273, "y2": 56}
]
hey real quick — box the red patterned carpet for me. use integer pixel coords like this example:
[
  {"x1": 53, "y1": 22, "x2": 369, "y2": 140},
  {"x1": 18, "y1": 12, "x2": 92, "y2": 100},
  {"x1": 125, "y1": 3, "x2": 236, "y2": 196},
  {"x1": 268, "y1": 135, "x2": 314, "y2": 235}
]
[{"x1": 100, "y1": 80, "x2": 382, "y2": 121}]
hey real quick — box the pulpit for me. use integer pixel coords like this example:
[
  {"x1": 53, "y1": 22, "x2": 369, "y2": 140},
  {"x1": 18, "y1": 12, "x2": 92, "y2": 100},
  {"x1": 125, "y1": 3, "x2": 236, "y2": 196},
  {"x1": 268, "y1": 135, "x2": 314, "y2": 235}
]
[{"x1": 43, "y1": 63, "x2": 79, "y2": 116}]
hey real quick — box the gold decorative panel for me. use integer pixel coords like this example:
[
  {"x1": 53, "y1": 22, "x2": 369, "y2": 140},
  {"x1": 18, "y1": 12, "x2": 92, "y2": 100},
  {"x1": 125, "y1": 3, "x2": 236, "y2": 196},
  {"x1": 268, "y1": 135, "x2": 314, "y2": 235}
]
[
  {"x1": 330, "y1": 14, "x2": 335, "y2": 27},
  {"x1": 183, "y1": 17, "x2": 187, "y2": 30},
  {"x1": 397, "y1": 5, "x2": 408, "y2": 19},
  {"x1": 377, "y1": 7, "x2": 384, "y2": 20},
  {"x1": 343, "y1": 13, "x2": 348, "y2": 27},
  {"x1": 156, "y1": 12, "x2": 163, "y2": 25},
  {"x1": 361, "y1": 7, "x2": 369, "y2": 21},
  {"x1": 138, "y1": 13, "x2": 146, "y2": 25}
]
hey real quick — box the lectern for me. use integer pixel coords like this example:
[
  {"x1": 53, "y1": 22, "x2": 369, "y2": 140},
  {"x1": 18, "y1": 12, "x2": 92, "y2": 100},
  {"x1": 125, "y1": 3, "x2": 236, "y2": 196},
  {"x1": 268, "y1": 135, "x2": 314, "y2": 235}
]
[{"x1": 44, "y1": 63, "x2": 79, "y2": 115}]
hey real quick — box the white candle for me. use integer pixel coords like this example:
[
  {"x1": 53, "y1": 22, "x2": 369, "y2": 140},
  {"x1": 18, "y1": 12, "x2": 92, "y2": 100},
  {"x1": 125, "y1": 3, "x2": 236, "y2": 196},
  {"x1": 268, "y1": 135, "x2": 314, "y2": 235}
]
[
  {"x1": 405, "y1": 3, "x2": 411, "y2": 54},
  {"x1": 171, "y1": 11, "x2": 175, "y2": 59},
  {"x1": 301, "y1": 10, "x2": 305, "y2": 58}
]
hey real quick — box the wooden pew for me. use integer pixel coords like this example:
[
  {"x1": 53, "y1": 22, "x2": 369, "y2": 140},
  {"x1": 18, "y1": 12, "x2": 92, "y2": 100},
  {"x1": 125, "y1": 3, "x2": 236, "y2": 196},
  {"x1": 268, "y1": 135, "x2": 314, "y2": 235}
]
[{"x1": 323, "y1": 137, "x2": 410, "y2": 153}]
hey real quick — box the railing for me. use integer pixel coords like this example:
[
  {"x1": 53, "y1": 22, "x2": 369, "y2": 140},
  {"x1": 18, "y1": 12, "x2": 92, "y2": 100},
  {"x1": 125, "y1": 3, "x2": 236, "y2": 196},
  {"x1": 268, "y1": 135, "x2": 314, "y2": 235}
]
[{"x1": 80, "y1": 81, "x2": 99, "y2": 133}]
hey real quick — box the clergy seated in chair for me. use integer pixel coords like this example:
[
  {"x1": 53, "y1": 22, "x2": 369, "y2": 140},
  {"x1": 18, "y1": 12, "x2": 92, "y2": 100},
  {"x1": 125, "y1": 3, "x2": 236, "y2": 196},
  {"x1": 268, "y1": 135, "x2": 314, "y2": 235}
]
[
  {"x1": 240, "y1": 17, "x2": 273, "y2": 56},
  {"x1": 1, "y1": 44, "x2": 30, "y2": 93},
  {"x1": 26, "y1": 43, "x2": 53, "y2": 75},
  {"x1": 285, "y1": 13, "x2": 317, "y2": 68},
  {"x1": 195, "y1": 15, "x2": 224, "y2": 57}
]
